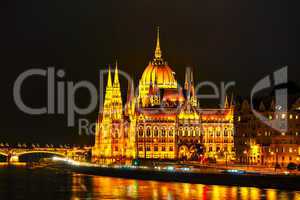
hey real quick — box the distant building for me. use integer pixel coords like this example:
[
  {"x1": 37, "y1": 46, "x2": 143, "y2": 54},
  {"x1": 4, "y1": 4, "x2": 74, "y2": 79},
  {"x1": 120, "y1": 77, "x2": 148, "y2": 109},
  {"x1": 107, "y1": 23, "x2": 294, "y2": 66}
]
[
  {"x1": 92, "y1": 28, "x2": 235, "y2": 164},
  {"x1": 235, "y1": 98, "x2": 300, "y2": 167}
]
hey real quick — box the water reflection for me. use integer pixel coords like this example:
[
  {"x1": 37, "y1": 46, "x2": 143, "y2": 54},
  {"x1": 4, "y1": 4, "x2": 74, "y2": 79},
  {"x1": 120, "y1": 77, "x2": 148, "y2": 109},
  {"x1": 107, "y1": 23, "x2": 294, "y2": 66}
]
[
  {"x1": 70, "y1": 174, "x2": 300, "y2": 200},
  {"x1": 0, "y1": 169, "x2": 298, "y2": 200}
]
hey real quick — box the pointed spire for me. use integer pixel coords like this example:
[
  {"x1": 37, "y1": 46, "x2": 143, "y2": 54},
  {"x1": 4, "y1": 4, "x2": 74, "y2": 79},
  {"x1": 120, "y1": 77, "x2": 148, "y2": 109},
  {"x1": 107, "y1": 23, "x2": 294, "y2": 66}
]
[
  {"x1": 190, "y1": 69, "x2": 195, "y2": 97},
  {"x1": 154, "y1": 26, "x2": 162, "y2": 59},
  {"x1": 111, "y1": 60, "x2": 123, "y2": 120},
  {"x1": 224, "y1": 96, "x2": 229, "y2": 108},
  {"x1": 103, "y1": 65, "x2": 113, "y2": 116},
  {"x1": 107, "y1": 65, "x2": 112, "y2": 88},
  {"x1": 190, "y1": 69, "x2": 194, "y2": 85},
  {"x1": 184, "y1": 67, "x2": 191, "y2": 99},
  {"x1": 113, "y1": 60, "x2": 119, "y2": 85},
  {"x1": 178, "y1": 87, "x2": 185, "y2": 102},
  {"x1": 126, "y1": 78, "x2": 134, "y2": 102},
  {"x1": 184, "y1": 68, "x2": 189, "y2": 90}
]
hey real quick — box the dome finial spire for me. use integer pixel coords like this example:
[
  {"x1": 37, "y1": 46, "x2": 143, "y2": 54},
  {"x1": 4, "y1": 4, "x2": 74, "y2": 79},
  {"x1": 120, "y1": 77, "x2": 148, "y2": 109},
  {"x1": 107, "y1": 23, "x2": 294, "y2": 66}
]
[{"x1": 154, "y1": 26, "x2": 162, "y2": 59}]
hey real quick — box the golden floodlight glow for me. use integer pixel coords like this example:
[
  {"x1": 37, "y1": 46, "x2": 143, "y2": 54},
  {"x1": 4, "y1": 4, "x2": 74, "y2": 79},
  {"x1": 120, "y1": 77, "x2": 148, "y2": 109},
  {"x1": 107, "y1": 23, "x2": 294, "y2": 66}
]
[{"x1": 92, "y1": 28, "x2": 235, "y2": 163}]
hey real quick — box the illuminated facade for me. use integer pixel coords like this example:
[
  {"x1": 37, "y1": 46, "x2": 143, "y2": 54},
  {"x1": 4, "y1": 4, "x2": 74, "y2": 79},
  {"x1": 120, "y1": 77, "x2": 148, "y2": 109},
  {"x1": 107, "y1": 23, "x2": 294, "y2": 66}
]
[{"x1": 92, "y1": 28, "x2": 235, "y2": 163}]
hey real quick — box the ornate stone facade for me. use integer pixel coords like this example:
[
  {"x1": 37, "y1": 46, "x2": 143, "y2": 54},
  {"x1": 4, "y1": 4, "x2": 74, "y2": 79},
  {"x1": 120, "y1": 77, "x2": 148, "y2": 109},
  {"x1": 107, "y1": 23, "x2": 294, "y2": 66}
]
[{"x1": 92, "y1": 28, "x2": 235, "y2": 164}]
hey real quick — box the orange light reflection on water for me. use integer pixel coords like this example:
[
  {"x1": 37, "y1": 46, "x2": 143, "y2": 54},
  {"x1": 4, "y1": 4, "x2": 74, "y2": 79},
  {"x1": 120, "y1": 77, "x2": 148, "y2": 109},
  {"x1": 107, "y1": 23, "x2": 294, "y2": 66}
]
[{"x1": 70, "y1": 174, "x2": 300, "y2": 200}]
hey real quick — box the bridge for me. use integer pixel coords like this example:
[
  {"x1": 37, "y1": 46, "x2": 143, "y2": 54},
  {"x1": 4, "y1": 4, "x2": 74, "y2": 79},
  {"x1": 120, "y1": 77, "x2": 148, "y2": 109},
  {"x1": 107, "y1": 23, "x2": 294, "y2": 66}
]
[{"x1": 0, "y1": 146, "x2": 91, "y2": 163}]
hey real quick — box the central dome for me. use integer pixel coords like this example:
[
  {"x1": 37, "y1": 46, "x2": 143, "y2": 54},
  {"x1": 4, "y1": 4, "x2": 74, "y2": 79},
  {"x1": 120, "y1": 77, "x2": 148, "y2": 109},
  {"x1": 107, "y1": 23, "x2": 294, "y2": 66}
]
[
  {"x1": 140, "y1": 62, "x2": 177, "y2": 88},
  {"x1": 139, "y1": 27, "x2": 177, "y2": 98}
]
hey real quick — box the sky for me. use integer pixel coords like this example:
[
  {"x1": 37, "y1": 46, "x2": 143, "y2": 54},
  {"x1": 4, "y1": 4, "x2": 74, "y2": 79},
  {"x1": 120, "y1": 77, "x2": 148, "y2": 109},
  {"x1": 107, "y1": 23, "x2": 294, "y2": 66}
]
[{"x1": 0, "y1": 0, "x2": 299, "y2": 145}]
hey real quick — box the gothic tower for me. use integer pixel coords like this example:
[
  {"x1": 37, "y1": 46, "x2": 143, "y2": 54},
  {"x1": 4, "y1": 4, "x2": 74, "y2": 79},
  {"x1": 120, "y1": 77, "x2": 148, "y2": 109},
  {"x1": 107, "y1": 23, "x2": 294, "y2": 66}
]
[{"x1": 93, "y1": 66, "x2": 113, "y2": 162}]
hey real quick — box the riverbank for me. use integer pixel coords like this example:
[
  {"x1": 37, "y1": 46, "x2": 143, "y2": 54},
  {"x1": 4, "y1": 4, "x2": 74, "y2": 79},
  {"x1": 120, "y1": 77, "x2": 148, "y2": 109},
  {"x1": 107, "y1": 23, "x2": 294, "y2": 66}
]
[
  {"x1": 1, "y1": 161, "x2": 299, "y2": 190},
  {"x1": 67, "y1": 164, "x2": 300, "y2": 190}
]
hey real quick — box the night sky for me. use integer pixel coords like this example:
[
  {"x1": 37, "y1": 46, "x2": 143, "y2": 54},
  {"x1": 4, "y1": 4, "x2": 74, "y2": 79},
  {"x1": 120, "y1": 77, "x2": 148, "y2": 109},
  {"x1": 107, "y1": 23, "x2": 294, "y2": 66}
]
[{"x1": 0, "y1": 1, "x2": 299, "y2": 145}]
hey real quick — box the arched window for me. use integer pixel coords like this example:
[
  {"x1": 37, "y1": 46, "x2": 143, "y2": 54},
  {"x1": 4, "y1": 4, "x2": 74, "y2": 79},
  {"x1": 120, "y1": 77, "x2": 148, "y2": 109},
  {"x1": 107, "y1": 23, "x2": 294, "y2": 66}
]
[
  {"x1": 184, "y1": 129, "x2": 188, "y2": 137},
  {"x1": 115, "y1": 130, "x2": 119, "y2": 138},
  {"x1": 154, "y1": 128, "x2": 158, "y2": 137},
  {"x1": 224, "y1": 128, "x2": 228, "y2": 136},
  {"x1": 179, "y1": 128, "x2": 183, "y2": 136},
  {"x1": 196, "y1": 129, "x2": 200, "y2": 137},
  {"x1": 161, "y1": 128, "x2": 166, "y2": 137},
  {"x1": 190, "y1": 128, "x2": 195, "y2": 136},
  {"x1": 169, "y1": 129, "x2": 173, "y2": 137},
  {"x1": 146, "y1": 127, "x2": 151, "y2": 137},
  {"x1": 139, "y1": 127, "x2": 143, "y2": 137}
]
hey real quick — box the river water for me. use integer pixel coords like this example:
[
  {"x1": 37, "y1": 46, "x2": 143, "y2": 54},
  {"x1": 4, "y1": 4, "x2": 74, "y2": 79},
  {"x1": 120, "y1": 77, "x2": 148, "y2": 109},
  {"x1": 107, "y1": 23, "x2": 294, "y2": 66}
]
[{"x1": 0, "y1": 168, "x2": 299, "y2": 200}]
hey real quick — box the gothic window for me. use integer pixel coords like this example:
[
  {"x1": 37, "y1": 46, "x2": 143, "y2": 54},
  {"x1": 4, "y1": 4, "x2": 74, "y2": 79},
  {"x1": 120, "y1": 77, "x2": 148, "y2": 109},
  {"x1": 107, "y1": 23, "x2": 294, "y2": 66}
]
[
  {"x1": 179, "y1": 130, "x2": 183, "y2": 136},
  {"x1": 169, "y1": 130, "x2": 173, "y2": 137},
  {"x1": 169, "y1": 146, "x2": 173, "y2": 151},
  {"x1": 139, "y1": 127, "x2": 143, "y2": 137},
  {"x1": 146, "y1": 127, "x2": 151, "y2": 137},
  {"x1": 190, "y1": 128, "x2": 194, "y2": 136},
  {"x1": 154, "y1": 128, "x2": 158, "y2": 137},
  {"x1": 196, "y1": 129, "x2": 200, "y2": 137},
  {"x1": 115, "y1": 130, "x2": 119, "y2": 138},
  {"x1": 161, "y1": 128, "x2": 166, "y2": 137},
  {"x1": 154, "y1": 145, "x2": 158, "y2": 151},
  {"x1": 224, "y1": 129, "x2": 228, "y2": 136},
  {"x1": 162, "y1": 146, "x2": 166, "y2": 151},
  {"x1": 184, "y1": 129, "x2": 188, "y2": 137}
]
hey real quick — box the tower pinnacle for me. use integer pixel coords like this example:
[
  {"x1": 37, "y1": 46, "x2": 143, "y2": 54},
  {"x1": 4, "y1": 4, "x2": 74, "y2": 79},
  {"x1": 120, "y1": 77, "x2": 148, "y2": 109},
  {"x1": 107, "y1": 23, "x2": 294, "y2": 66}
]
[
  {"x1": 113, "y1": 60, "x2": 120, "y2": 86},
  {"x1": 107, "y1": 65, "x2": 112, "y2": 88},
  {"x1": 154, "y1": 26, "x2": 162, "y2": 60}
]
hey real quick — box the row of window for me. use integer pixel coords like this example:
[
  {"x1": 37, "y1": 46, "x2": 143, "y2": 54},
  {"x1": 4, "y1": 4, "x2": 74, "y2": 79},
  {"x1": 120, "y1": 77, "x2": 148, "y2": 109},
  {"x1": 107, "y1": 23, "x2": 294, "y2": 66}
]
[
  {"x1": 138, "y1": 145, "x2": 174, "y2": 152},
  {"x1": 267, "y1": 147, "x2": 298, "y2": 153},
  {"x1": 207, "y1": 146, "x2": 232, "y2": 152},
  {"x1": 138, "y1": 138, "x2": 174, "y2": 143},
  {"x1": 207, "y1": 140, "x2": 233, "y2": 143},
  {"x1": 138, "y1": 127, "x2": 174, "y2": 137},
  {"x1": 138, "y1": 127, "x2": 233, "y2": 137},
  {"x1": 250, "y1": 156, "x2": 295, "y2": 162},
  {"x1": 139, "y1": 154, "x2": 174, "y2": 159}
]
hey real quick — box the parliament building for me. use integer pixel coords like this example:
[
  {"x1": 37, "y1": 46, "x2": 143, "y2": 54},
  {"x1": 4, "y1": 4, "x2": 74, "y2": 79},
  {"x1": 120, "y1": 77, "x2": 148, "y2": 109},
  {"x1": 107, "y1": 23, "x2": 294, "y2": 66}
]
[{"x1": 92, "y1": 28, "x2": 235, "y2": 164}]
